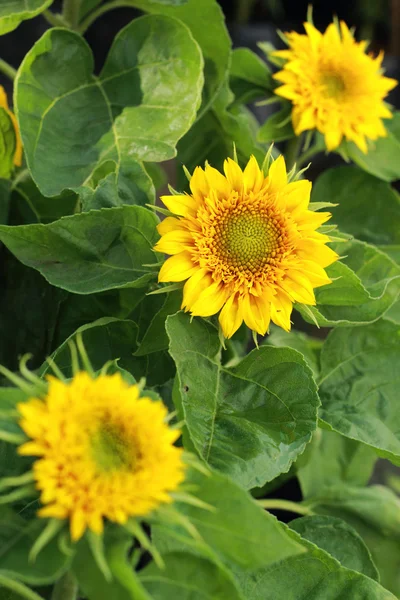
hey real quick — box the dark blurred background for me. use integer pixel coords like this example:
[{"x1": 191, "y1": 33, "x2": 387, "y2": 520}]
[{"x1": 0, "y1": 0, "x2": 398, "y2": 97}]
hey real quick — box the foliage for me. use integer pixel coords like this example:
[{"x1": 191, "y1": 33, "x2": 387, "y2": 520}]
[{"x1": 0, "y1": 1, "x2": 399, "y2": 599}]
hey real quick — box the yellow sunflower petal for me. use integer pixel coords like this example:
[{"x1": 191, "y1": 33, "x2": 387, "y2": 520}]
[
  {"x1": 267, "y1": 155, "x2": 287, "y2": 194},
  {"x1": 182, "y1": 268, "x2": 212, "y2": 311},
  {"x1": 190, "y1": 282, "x2": 229, "y2": 317},
  {"x1": 223, "y1": 158, "x2": 244, "y2": 192},
  {"x1": 204, "y1": 164, "x2": 231, "y2": 198},
  {"x1": 154, "y1": 230, "x2": 194, "y2": 255},
  {"x1": 190, "y1": 166, "x2": 209, "y2": 200},
  {"x1": 161, "y1": 194, "x2": 199, "y2": 218},
  {"x1": 243, "y1": 155, "x2": 264, "y2": 193},
  {"x1": 157, "y1": 216, "x2": 186, "y2": 236},
  {"x1": 158, "y1": 252, "x2": 196, "y2": 282},
  {"x1": 242, "y1": 293, "x2": 270, "y2": 336},
  {"x1": 271, "y1": 289, "x2": 293, "y2": 331},
  {"x1": 218, "y1": 293, "x2": 243, "y2": 339}
]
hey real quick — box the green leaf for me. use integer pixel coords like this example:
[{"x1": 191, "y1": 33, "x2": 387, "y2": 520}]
[
  {"x1": 40, "y1": 317, "x2": 139, "y2": 378},
  {"x1": 73, "y1": 531, "x2": 151, "y2": 600},
  {"x1": 155, "y1": 467, "x2": 305, "y2": 569},
  {"x1": 297, "y1": 429, "x2": 377, "y2": 499},
  {"x1": 297, "y1": 238, "x2": 400, "y2": 327},
  {"x1": 232, "y1": 526, "x2": 397, "y2": 600},
  {"x1": 342, "y1": 113, "x2": 400, "y2": 182},
  {"x1": 0, "y1": 206, "x2": 159, "y2": 294},
  {"x1": 0, "y1": 179, "x2": 11, "y2": 224},
  {"x1": 0, "y1": 576, "x2": 45, "y2": 600},
  {"x1": 257, "y1": 104, "x2": 294, "y2": 143},
  {"x1": 0, "y1": 0, "x2": 53, "y2": 35},
  {"x1": 312, "y1": 166, "x2": 400, "y2": 245},
  {"x1": 176, "y1": 80, "x2": 267, "y2": 183},
  {"x1": 132, "y1": 0, "x2": 231, "y2": 114},
  {"x1": 166, "y1": 312, "x2": 319, "y2": 489},
  {"x1": 308, "y1": 485, "x2": 400, "y2": 596},
  {"x1": 0, "y1": 511, "x2": 71, "y2": 586},
  {"x1": 229, "y1": 48, "x2": 272, "y2": 105},
  {"x1": 290, "y1": 515, "x2": 379, "y2": 580},
  {"x1": 15, "y1": 16, "x2": 203, "y2": 199},
  {"x1": 134, "y1": 292, "x2": 181, "y2": 356},
  {"x1": 265, "y1": 326, "x2": 322, "y2": 377},
  {"x1": 11, "y1": 171, "x2": 77, "y2": 225},
  {"x1": 0, "y1": 253, "x2": 67, "y2": 371},
  {"x1": 318, "y1": 319, "x2": 400, "y2": 464},
  {"x1": 0, "y1": 108, "x2": 16, "y2": 179},
  {"x1": 140, "y1": 552, "x2": 244, "y2": 599}
]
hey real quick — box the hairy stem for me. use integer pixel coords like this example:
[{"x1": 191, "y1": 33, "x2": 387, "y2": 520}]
[
  {"x1": 51, "y1": 572, "x2": 78, "y2": 600},
  {"x1": 258, "y1": 499, "x2": 314, "y2": 516},
  {"x1": 0, "y1": 58, "x2": 17, "y2": 82},
  {"x1": 296, "y1": 145, "x2": 323, "y2": 170}
]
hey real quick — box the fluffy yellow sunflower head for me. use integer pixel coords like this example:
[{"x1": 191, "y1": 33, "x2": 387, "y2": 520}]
[
  {"x1": 154, "y1": 154, "x2": 338, "y2": 338},
  {"x1": 17, "y1": 372, "x2": 185, "y2": 541},
  {"x1": 0, "y1": 85, "x2": 22, "y2": 167},
  {"x1": 272, "y1": 20, "x2": 397, "y2": 152}
]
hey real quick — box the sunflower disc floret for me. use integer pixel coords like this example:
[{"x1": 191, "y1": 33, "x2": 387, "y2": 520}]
[
  {"x1": 17, "y1": 372, "x2": 185, "y2": 541},
  {"x1": 272, "y1": 21, "x2": 397, "y2": 152},
  {"x1": 154, "y1": 154, "x2": 339, "y2": 338}
]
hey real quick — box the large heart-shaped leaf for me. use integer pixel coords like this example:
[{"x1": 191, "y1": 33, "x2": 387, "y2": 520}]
[
  {"x1": 153, "y1": 467, "x2": 304, "y2": 569},
  {"x1": 15, "y1": 16, "x2": 203, "y2": 199},
  {"x1": 0, "y1": 206, "x2": 159, "y2": 294},
  {"x1": 290, "y1": 515, "x2": 379, "y2": 580},
  {"x1": 342, "y1": 112, "x2": 400, "y2": 182},
  {"x1": 166, "y1": 312, "x2": 319, "y2": 489},
  {"x1": 232, "y1": 527, "x2": 396, "y2": 600},
  {"x1": 128, "y1": 0, "x2": 230, "y2": 114},
  {"x1": 312, "y1": 166, "x2": 400, "y2": 245},
  {"x1": 0, "y1": 510, "x2": 71, "y2": 586},
  {"x1": 140, "y1": 552, "x2": 244, "y2": 600},
  {"x1": 297, "y1": 429, "x2": 377, "y2": 499},
  {"x1": 307, "y1": 485, "x2": 400, "y2": 596},
  {"x1": 318, "y1": 319, "x2": 400, "y2": 464},
  {"x1": 297, "y1": 238, "x2": 400, "y2": 327},
  {"x1": 0, "y1": 0, "x2": 53, "y2": 35}
]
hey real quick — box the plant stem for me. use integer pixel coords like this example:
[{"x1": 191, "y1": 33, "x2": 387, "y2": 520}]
[
  {"x1": 284, "y1": 136, "x2": 302, "y2": 171},
  {"x1": 51, "y1": 571, "x2": 78, "y2": 600},
  {"x1": 63, "y1": 0, "x2": 83, "y2": 29},
  {"x1": 129, "y1": 572, "x2": 153, "y2": 600},
  {"x1": 258, "y1": 499, "x2": 314, "y2": 516},
  {"x1": 42, "y1": 9, "x2": 71, "y2": 28},
  {"x1": 78, "y1": 1, "x2": 133, "y2": 34},
  {"x1": 235, "y1": 0, "x2": 257, "y2": 24},
  {"x1": 296, "y1": 145, "x2": 323, "y2": 170},
  {"x1": 0, "y1": 58, "x2": 17, "y2": 82}
]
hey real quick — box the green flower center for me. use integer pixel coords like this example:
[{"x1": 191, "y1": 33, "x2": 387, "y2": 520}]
[
  {"x1": 321, "y1": 73, "x2": 346, "y2": 98},
  {"x1": 91, "y1": 422, "x2": 134, "y2": 473},
  {"x1": 218, "y1": 212, "x2": 280, "y2": 272}
]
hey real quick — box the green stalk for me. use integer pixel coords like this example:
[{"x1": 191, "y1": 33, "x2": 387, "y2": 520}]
[
  {"x1": 78, "y1": 1, "x2": 133, "y2": 34},
  {"x1": 296, "y1": 145, "x2": 323, "y2": 169},
  {"x1": 258, "y1": 499, "x2": 314, "y2": 516},
  {"x1": 63, "y1": 0, "x2": 83, "y2": 29},
  {"x1": 284, "y1": 136, "x2": 302, "y2": 171},
  {"x1": 51, "y1": 572, "x2": 78, "y2": 600},
  {"x1": 42, "y1": 9, "x2": 71, "y2": 28},
  {"x1": 0, "y1": 58, "x2": 17, "y2": 81},
  {"x1": 236, "y1": 0, "x2": 257, "y2": 24}
]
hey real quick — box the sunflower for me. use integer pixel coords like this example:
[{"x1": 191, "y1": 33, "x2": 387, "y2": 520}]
[
  {"x1": 0, "y1": 85, "x2": 22, "y2": 166},
  {"x1": 154, "y1": 154, "x2": 338, "y2": 338},
  {"x1": 272, "y1": 21, "x2": 397, "y2": 152},
  {"x1": 17, "y1": 372, "x2": 185, "y2": 541}
]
